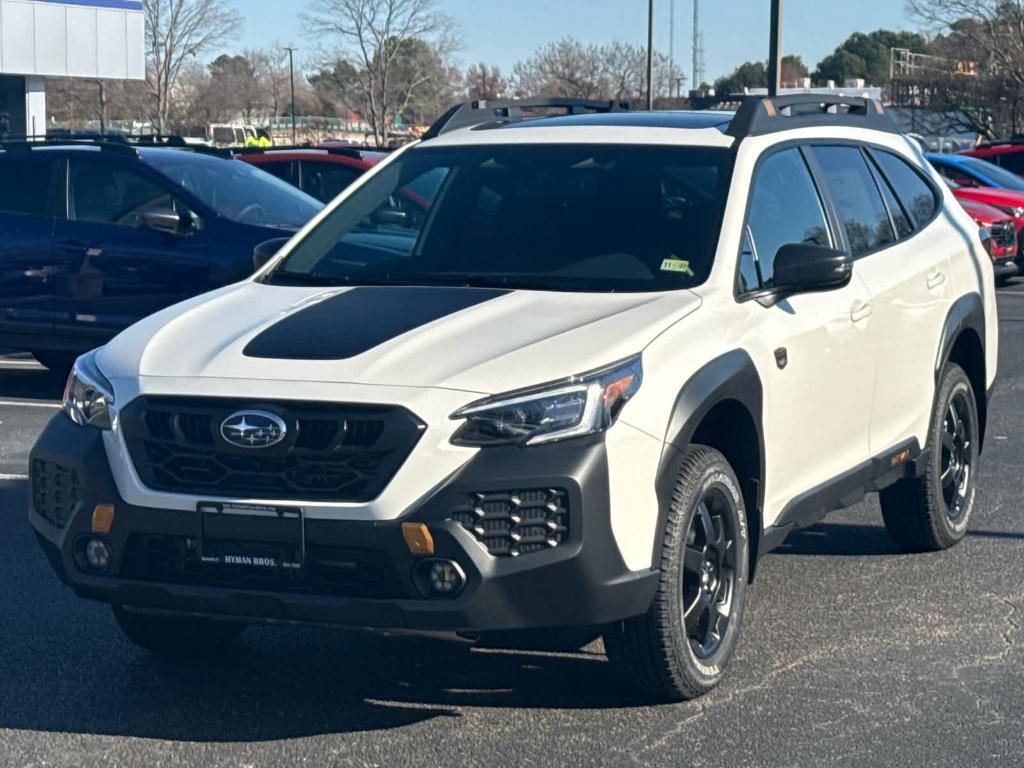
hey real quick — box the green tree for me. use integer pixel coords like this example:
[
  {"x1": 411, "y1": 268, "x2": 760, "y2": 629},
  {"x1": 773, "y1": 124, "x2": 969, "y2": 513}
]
[
  {"x1": 714, "y1": 60, "x2": 767, "y2": 93},
  {"x1": 814, "y1": 30, "x2": 929, "y2": 85}
]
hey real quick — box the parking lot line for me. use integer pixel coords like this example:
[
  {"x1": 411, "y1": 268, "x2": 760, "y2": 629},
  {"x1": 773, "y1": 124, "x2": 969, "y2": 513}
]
[
  {"x1": 0, "y1": 400, "x2": 60, "y2": 409},
  {"x1": 0, "y1": 473, "x2": 28, "y2": 481}
]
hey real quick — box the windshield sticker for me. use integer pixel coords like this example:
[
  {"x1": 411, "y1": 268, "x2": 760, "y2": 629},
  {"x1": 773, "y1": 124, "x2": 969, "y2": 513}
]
[{"x1": 661, "y1": 258, "x2": 695, "y2": 276}]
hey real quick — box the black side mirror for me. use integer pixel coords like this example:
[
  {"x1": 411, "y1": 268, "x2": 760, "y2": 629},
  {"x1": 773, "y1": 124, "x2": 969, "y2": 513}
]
[
  {"x1": 140, "y1": 207, "x2": 184, "y2": 236},
  {"x1": 773, "y1": 243, "x2": 852, "y2": 294},
  {"x1": 253, "y1": 237, "x2": 291, "y2": 272}
]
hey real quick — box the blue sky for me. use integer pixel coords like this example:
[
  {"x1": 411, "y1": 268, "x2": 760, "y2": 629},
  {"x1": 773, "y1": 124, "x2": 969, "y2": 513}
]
[{"x1": 244, "y1": 0, "x2": 918, "y2": 83}]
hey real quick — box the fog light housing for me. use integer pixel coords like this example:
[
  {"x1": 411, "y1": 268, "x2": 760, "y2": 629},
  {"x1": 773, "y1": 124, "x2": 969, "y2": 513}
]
[
  {"x1": 413, "y1": 558, "x2": 466, "y2": 599},
  {"x1": 84, "y1": 538, "x2": 111, "y2": 572}
]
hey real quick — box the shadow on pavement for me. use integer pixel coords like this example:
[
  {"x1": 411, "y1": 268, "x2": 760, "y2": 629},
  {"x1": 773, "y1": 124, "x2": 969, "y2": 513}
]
[
  {"x1": 1, "y1": 480, "x2": 649, "y2": 744},
  {"x1": 773, "y1": 520, "x2": 1024, "y2": 557},
  {"x1": 0, "y1": 363, "x2": 67, "y2": 401}
]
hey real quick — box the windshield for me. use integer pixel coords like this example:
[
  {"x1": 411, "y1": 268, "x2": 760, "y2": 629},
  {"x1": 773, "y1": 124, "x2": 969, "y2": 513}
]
[
  {"x1": 263, "y1": 144, "x2": 733, "y2": 293},
  {"x1": 960, "y1": 156, "x2": 1024, "y2": 191},
  {"x1": 145, "y1": 152, "x2": 323, "y2": 229}
]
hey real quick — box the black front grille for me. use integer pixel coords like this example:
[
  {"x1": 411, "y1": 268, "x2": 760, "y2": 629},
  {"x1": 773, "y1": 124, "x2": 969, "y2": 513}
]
[
  {"x1": 121, "y1": 397, "x2": 424, "y2": 502},
  {"x1": 451, "y1": 489, "x2": 569, "y2": 557},
  {"x1": 991, "y1": 220, "x2": 1017, "y2": 248},
  {"x1": 31, "y1": 459, "x2": 83, "y2": 528},
  {"x1": 121, "y1": 534, "x2": 407, "y2": 598}
]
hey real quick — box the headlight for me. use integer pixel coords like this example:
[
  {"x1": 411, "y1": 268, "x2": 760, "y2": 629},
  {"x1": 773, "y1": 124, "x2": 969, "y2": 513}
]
[
  {"x1": 995, "y1": 204, "x2": 1024, "y2": 219},
  {"x1": 63, "y1": 350, "x2": 114, "y2": 429},
  {"x1": 451, "y1": 357, "x2": 642, "y2": 447}
]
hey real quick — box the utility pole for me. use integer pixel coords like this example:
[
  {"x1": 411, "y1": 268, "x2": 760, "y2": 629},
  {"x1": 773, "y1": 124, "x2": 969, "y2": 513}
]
[
  {"x1": 284, "y1": 46, "x2": 299, "y2": 144},
  {"x1": 767, "y1": 0, "x2": 782, "y2": 96},
  {"x1": 647, "y1": 0, "x2": 655, "y2": 110},
  {"x1": 692, "y1": 0, "x2": 700, "y2": 89},
  {"x1": 669, "y1": 0, "x2": 675, "y2": 88}
]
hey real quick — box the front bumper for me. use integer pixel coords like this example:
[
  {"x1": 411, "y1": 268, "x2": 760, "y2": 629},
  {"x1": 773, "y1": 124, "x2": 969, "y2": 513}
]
[{"x1": 29, "y1": 415, "x2": 658, "y2": 632}]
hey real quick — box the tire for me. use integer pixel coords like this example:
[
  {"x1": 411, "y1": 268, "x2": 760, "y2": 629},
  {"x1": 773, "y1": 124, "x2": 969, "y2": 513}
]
[
  {"x1": 880, "y1": 362, "x2": 979, "y2": 552},
  {"x1": 31, "y1": 350, "x2": 78, "y2": 376},
  {"x1": 604, "y1": 445, "x2": 749, "y2": 701},
  {"x1": 113, "y1": 605, "x2": 245, "y2": 658}
]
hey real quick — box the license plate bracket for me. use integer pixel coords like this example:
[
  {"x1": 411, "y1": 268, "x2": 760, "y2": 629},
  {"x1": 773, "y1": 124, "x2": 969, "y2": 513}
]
[{"x1": 196, "y1": 501, "x2": 307, "y2": 570}]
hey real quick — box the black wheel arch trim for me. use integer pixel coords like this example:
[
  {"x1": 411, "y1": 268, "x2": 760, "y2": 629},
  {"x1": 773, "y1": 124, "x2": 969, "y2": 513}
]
[
  {"x1": 654, "y1": 349, "x2": 766, "y2": 580},
  {"x1": 934, "y1": 291, "x2": 988, "y2": 450}
]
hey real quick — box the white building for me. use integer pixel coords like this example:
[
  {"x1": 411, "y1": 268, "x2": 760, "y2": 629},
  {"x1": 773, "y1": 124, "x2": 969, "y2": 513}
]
[{"x1": 0, "y1": 0, "x2": 145, "y2": 136}]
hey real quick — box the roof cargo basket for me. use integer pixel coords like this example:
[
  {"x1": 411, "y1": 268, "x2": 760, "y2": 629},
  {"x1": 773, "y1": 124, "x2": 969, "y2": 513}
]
[
  {"x1": 727, "y1": 94, "x2": 898, "y2": 138},
  {"x1": 424, "y1": 97, "x2": 632, "y2": 139}
]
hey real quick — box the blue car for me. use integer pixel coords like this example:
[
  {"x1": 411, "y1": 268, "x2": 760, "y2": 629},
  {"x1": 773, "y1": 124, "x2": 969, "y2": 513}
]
[
  {"x1": 927, "y1": 151, "x2": 1024, "y2": 193},
  {"x1": 0, "y1": 140, "x2": 323, "y2": 371}
]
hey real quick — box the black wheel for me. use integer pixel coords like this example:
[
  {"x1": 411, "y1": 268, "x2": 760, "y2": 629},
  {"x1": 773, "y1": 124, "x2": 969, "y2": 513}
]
[
  {"x1": 113, "y1": 605, "x2": 245, "y2": 658},
  {"x1": 31, "y1": 350, "x2": 77, "y2": 376},
  {"x1": 604, "y1": 445, "x2": 749, "y2": 701},
  {"x1": 880, "y1": 363, "x2": 979, "y2": 552}
]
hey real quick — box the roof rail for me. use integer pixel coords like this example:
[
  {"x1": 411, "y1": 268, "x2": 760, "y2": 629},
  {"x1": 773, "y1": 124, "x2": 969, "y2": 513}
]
[
  {"x1": 232, "y1": 144, "x2": 371, "y2": 159},
  {"x1": 423, "y1": 97, "x2": 632, "y2": 139},
  {"x1": 726, "y1": 94, "x2": 899, "y2": 138},
  {"x1": 0, "y1": 135, "x2": 140, "y2": 157}
]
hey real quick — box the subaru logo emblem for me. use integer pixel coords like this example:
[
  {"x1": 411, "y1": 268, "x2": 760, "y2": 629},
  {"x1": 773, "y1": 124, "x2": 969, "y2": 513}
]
[{"x1": 220, "y1": 410, "x2": 287, "y2": 449}]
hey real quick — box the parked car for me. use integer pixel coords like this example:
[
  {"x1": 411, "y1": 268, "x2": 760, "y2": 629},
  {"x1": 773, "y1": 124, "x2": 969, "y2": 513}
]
[
  {"x1": 238, "y1": 146, "x2": 388, "y2": 203},
  {"x1": 928, "y1": 151, "x2": 1024, "y2": 193},
  {"x1": 955, "y1": 194, "x2": 1019, "y2": 282},
  {"x1": 961, "y1": 140, "x2": 1024, "y2": 175},
  {"x1": 30, "y1": 96, "x2": 997, "y2": 702},
  {"x1": 0, "y1": 140, "x2": 323, "y2": 371}
]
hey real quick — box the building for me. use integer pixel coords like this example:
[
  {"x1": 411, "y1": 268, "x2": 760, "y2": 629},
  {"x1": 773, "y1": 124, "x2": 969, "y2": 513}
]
[{"x1": 0, "y1": 0, "x2": 145, "y2": 137}]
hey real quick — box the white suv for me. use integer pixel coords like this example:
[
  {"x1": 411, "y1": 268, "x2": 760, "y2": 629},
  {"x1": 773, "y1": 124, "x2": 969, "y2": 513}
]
[{"x1": 31, "y1": 96, "x2": 997, "y2": 701}]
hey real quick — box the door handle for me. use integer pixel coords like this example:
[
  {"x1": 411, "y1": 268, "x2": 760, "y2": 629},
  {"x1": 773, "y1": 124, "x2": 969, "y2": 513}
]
[
  {"x1": 927, "y1": 269, "x2": 946, "y2": 290},
  {"x1": 850, "y1": 299, "x2": 872, "y2": 323}
]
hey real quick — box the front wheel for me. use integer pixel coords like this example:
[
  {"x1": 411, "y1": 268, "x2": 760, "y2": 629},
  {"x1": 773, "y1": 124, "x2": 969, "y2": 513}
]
[
  {"x1": 880, "y1": 362, "x2": 979, "y2": 552},
  {"x1": 113, "y1": 605, "x2": 245, "y2": 658},
  {"x1": 604, "y1": 445, "x2": 749, "y2": 701}
]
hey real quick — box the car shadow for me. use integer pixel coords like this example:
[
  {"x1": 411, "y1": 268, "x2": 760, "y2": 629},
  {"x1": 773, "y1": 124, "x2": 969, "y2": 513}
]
[
  {"x1": 772, "y1": 520, "x2": 1024, "y2": 557},
  {"x1": 0, "y1": 358, "x2": 67, "y2": 400},
  {"x1": 1, "y1": 479, "x2": 652, "y2": 744}
]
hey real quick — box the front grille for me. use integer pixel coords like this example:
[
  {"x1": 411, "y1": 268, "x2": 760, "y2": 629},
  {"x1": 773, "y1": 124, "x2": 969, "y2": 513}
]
[
  {"x1": 120, "y1": 534, "x2": 407, "y2": 598},
  {"x1": 451, "y1": 489, "x2": 569, "y2": 557},
  {"x1": 120, "y1": 397, "x2": 424, "y2": 502},
  {"x1": 31, "y1": 459, "x2": 83, "y2": 528},
  {"x1": 991, "y1": 220, "x2": 1017, "y2": 248}
]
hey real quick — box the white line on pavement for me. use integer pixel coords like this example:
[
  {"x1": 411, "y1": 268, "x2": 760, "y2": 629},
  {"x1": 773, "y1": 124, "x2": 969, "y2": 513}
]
[
  {"x1": 0, "y1": 474, "x2": 28, "y2": 481},
  {"x1": 0, "y1": 400, "x2": 60, "y2": 409}
]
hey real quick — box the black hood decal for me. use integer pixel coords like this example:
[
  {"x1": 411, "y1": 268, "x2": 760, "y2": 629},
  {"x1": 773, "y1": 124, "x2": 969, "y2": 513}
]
[{"x1": 243, "y1": 286, "x2": 511, "y2": 360}]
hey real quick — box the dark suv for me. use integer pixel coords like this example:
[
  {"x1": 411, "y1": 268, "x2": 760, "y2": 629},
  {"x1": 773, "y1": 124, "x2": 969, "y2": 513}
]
[{"x1": 0, "y1": 141, "x2": 322, "y2": 371}]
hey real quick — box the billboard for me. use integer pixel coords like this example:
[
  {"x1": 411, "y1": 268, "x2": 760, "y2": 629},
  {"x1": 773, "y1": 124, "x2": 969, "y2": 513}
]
[{"x1": 0, "y1": 0, "x2": 145, "y2": 79}]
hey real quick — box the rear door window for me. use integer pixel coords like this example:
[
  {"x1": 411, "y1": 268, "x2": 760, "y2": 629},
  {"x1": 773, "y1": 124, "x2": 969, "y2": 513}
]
[
  {"x1": 811, "y1": 146, "x2": 895, "y2": 257},
  {"x1": 259, "y1": 159, "x2": 300, "y2": 188},
  {"x1": 740, "y1": 148, "x2": 831, "y2": 292},
  {"x1": 871, "y1": 149, "x2": 938, "y2": 229},
  {"x1": 0, "y1": 155, "x2": 57, "y2": 217},
  {"x1": 300, "y1": 161, "x2": 362, "y2": 203}
]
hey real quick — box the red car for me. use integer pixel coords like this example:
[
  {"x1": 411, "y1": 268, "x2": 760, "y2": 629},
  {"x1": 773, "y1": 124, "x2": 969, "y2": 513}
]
[
  {"x1": 955, "y1": 194, "x2": 1019, "y2": 282},
  {"x1": 238, "y1": 146, "x2": 388, "y2": 203}
]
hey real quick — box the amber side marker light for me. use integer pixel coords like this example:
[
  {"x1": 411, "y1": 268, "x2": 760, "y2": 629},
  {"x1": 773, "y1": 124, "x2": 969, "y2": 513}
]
[
  {"x1": 402, "y1": 523, "x2": 435, "y2": 555},
  {"x1": 91, "y1": 504, "x2": 115, "y2": 534}
]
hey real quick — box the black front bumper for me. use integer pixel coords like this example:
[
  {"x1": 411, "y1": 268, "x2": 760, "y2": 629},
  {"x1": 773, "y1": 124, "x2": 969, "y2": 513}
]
[{"x1": 29, "y1": 415, "x2": 658, "y2": 632}]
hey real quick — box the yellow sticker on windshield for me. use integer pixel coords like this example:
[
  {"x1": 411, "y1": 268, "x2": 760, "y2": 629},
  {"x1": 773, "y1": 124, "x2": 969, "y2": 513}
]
[{"x1": 661, "y1": 258, "x2": 694, "y2": 276}]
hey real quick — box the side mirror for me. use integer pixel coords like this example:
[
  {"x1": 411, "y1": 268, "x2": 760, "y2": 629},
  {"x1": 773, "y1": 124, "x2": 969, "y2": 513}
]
[
  {"x1": 140, "y1": 207, "x2": 184, "y2": 236},
  {"x1": 773, "y1": 243, "x2": 852, "y2": 294},
  {"x1": 253, "y1": 237, "x2": 290, "y2": 272}
]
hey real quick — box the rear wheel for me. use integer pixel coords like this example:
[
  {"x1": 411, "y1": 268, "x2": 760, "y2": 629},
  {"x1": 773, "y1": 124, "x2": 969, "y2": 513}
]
[
  {"x1": 880, "y1": 363, "x2": 979, "y2": 552},
  {"x1": 113, "y1": 605, "x2": 245, "y2": 658},
  {"x1": 605, "y1": 445, "x2": 749, "y2": 701}
]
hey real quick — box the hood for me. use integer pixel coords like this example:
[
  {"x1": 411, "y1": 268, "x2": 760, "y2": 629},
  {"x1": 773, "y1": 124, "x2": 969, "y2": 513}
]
[
  {"x1": 100, "y1": 282, "x2": 702, "y2": 395},
  {"x1": 953, "y1": 186, "x2": 1024, "y2": 211},
  {"x1": 955, "y1": 195, "x2": 1010, "y2": 224}
]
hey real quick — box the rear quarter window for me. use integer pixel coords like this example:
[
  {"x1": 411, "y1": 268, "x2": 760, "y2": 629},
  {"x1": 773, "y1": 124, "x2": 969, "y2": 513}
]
[
  {"x1": 0, "y1": 156, "x2": 55, "y2": 217},
  {"x1": 870, "y1": 149, "x2": 939, "y2": 229}
]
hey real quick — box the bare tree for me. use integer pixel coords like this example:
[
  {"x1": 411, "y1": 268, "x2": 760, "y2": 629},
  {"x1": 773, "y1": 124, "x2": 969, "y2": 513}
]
[
  {"x1": 303, "y1": 0, "x2": 459, "y2": 146},
  {"x1": 465, "y1": 63, "x2": 508, "y2": 100},
  {"x1": 144, "y1": 0, "x2": 243, "y2": 132}
]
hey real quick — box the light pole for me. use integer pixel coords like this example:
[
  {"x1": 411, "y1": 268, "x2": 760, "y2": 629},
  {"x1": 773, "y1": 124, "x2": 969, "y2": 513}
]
[
  {"x1": 767, "y1": 0, "x2": 782, "y2": 97},
  {"x1": 646, "y1": 0, "x2": 655, "y2": 110},
  {"x1": 284, "y1": 46, "x2": 298, "y2": 144}
]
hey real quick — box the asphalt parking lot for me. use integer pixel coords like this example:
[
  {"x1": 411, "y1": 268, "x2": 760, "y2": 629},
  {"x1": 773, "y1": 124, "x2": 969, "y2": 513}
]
[{"x1": 1, "y1": 292, "x2": 1023, "y2": 768}]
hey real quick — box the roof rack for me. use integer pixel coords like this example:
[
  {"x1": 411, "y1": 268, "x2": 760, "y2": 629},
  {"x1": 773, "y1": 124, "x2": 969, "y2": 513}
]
[
  {"x1": 726, "y1": 94, "x2": 899, "y2": 138},
  {"x1": 232, "y1": 144, "x2": 371, "y2": 159},
  {"x1": 423, "y1": 97, "x2": 633, "y2": 139}
]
